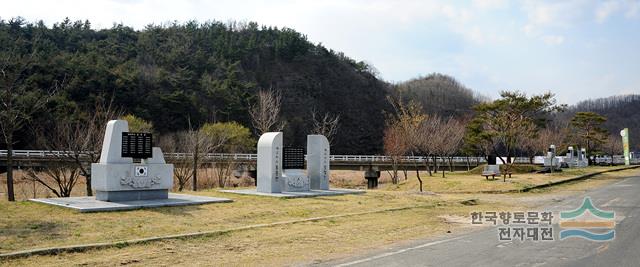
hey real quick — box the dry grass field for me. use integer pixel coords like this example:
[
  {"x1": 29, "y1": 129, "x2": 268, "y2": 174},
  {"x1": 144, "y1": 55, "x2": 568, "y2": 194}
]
[
  {"x1": 0, "y1": 166, "x2": 638, "y2": 266},
  {"x1": 332, "y1": 166, "x2": 622, "y2": 193}
]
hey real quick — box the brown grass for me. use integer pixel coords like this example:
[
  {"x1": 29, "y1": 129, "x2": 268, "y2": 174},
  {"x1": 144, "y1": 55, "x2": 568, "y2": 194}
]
[
  {"x1": 2, "y1": 195, "x2": 512, "y2": 266},
  {"x1": 378, "y1": 166, "x2": 624, "y2": 193},
  {"x1": 1, "y1": 167, "x2": 637, "y2": 266}
]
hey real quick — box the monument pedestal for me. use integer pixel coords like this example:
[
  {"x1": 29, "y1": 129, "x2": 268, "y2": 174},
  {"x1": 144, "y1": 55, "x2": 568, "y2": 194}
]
[
  {"x1": 283, "y1": 169, "x2": 310, "y2": 192},
  {"x1": 96, "y1": 189, "x2": 168, "y2": 202}
]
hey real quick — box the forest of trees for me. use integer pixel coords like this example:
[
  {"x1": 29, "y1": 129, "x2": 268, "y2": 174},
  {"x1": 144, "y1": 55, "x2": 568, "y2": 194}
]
[
  {"x1": 393, "y1": 73, "x2": 486, "y2": 118},
  {"x1": 563, "y1": 94, "x2": 640, "y2": 150},
  {"x1": 1, "y1": 17, "x2": 637, "y2": 155},
  {"x1": 0, "y1": 18, "x2": 388, "y2": 154}
]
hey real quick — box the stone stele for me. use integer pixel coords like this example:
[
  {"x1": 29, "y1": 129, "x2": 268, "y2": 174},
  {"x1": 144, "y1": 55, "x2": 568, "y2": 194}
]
[
  {"x1": 307, "y1": 134, "x2": 330, "y2": 190},
  {"x1": 256, "y1": 132, "x2": 283, "y2": 193},
  {"x1": 221, "y1": 132, "x2": 364, "y2": 198},
  {"x1": 91, "y1": 120, "x2": 173, "y2": 201}
]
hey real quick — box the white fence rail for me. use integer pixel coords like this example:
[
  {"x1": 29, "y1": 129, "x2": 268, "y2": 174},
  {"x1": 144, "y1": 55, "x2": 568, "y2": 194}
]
[
  {"x1": 0, "y1": 150, "x2": 525, "y2": 164},
  {"x1": 2, "y1": 150, "x2": 637, "y2": 164}
]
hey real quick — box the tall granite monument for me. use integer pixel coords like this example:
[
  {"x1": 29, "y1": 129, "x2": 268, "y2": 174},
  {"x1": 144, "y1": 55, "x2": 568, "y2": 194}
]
[
  {"x1": 91, "y1": 120, "x2": 173, "y2": 201},
  {"x1": 256, "y1": 132, "x2": 283, "y2": 193},
  {"x1": 307, "y1": 135, "x2": 330, "y2": 190},
  {"x1": 31, "y1": 119, "x2": 232, "y2": 212}
]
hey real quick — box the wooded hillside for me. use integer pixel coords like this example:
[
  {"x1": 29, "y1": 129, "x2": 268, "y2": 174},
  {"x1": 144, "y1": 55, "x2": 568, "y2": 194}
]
[
  {"x1": 1, "y1": 18, "x2": 388, "y2": 154},
  {"x1": 393, "y1": 73, "x2": 484, "y2": 118},
  {"x1": 565, "y1": 94, "x2": 640, "y2": 150},
  {"x1": 2, "y1": 18, "x2": 636, "y2": 154}
]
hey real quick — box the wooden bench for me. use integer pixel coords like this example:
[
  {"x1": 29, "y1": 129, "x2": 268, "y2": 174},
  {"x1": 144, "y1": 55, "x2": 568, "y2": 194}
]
[{"x1": 482, "y1": 165, "x2": 501, "y2": 180}]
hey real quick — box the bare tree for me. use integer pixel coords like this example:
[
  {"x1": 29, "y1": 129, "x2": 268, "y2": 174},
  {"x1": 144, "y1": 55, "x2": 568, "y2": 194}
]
[
  {"x1": 34, "y1": 99, "x2": 121, "y2": 196},
  {"x1": 520, "y1": 124, "x2": 568, "y2": 163},
  {"x1": 248, "y1": 89, "x2": 285, "y2": 136},
  {"x1": 25, "y1": 163, "x2": 80, "y2": 197},
  {"x1": 603, "y1": 135, "x2": 623, "y2": 165},
  {"x1": 212, "y1": 159, "x2": 236, "y2": 188},
  {"x1": 0, "y1": 37, "x2": 57, "y2": 201},
  {"x1": 157, "y1": 134, "x2": 190, "y2": 191},
  {"x1": 200, "y1": 124, "x2": 235, "y2": 188},
  {"x1": 186, "y1": 123, "x2": 212, "y2": 191},
  {"x1": 157, "y1": 133, "x2": 203, "y2": 192},
  {"x1": 383, "y1": 123, "x2": 408, "y2": 184},
  {"x1": 416, "y1": 115, "x2": 442, "y2": 177},
  {"x1": 438, "y1": 118, "x2": 465, "y2": 177},
  {"x1": 387, "y1": 96, "x2": 427, "y2": 191},
  {"x1": 310, "y1": 109, "x2": 340, "y2": 144}
]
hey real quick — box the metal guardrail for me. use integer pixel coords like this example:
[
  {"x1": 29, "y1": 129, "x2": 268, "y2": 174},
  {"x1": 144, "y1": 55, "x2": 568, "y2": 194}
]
[
  {"x1": 6, "y1": 150, "x2": 635, "y2": 164},
  {"x1": 594, "y1": 156, "x2": 640, "y2": 165}
]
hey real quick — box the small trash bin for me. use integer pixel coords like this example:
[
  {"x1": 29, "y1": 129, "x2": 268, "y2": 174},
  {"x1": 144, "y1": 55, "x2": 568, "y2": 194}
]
[{"x1": 365, "y1": 169, "x2": 380, "y2": 189}]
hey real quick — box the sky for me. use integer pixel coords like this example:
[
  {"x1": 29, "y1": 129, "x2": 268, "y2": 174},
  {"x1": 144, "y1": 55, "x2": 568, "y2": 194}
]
[{"x1": 1, "y1": 0, "x2": 639, "y2": 104}]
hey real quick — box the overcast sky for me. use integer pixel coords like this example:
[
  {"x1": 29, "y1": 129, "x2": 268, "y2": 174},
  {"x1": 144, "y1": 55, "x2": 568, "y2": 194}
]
[{"x1": 2, "y1": 0, "x2": 639, "y2": 104}]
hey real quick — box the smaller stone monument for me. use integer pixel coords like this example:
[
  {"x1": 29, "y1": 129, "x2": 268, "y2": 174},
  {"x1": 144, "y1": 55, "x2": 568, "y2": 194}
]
[
  {"x1": 222, "y1": 132, "x2": 363, "y2": 198},
  {"x1": 543, "y1": 145, "x2": 559, "y2": 168},
  {"x1": 256, "y1": 132, "x2": 283, "y2": 193},
  {"x1": 577, "y1": 148, "x2": 589, "y2": 167},
  {"x1": 564, "y1": 146, "x2": 588, "y2": 168},
  {"x1": 540, "y1": 144, "x2": 561, "y2": 173},
  {"x1": 565, "y1": 146, "x2": 576, "y2": 168},
  {"x1": 307, "y1": 135, "x2": 330, "y2": 190}
]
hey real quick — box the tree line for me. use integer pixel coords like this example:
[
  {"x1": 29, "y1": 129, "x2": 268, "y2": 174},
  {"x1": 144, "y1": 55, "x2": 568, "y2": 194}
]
[
  {"x1": 384, "y1": 91, "x2": 627, "y2": 192},
  {"x1": 0, "y1": 17, "x2": 387, "y2": 156}
]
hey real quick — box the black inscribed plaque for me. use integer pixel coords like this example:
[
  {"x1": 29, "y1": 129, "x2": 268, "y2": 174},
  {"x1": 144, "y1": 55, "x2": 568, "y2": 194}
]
[
  {"x1": 487, "y1": 155, "x2": 497, "y2": 165},
  {"x1": 121, "y1": 132, "x2": 153, "y2": 159},
  {"x1": 282, "y1": 147, "x2": 305, "y2": 169}
]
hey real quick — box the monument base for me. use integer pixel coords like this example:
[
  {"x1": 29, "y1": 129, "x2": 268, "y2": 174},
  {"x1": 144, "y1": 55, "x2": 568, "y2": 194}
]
[
  {"x1": 30, "y1": 193, "x2": 232, "y2": 212},
  {"x1": 219, "y1": 188, "x2": 365, "y2": 199},
  {"x1": 96, "y1": 189, "x2": 168, "y2": 202}
]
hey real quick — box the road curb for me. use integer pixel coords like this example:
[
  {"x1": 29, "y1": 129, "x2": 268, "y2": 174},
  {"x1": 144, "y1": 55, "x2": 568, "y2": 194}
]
[
  {"x1": 0, "y1": 204, "x2": 434, "y2": 260},
  {"x1": 518, "y1": 165, "x2": 640, "y2": 192},
  {"x1": 483, "y1": 165, "x2": 640, "y2": 194},
  {"x1": 434, "y1": 165, "x2": 640, "y2": 194}
]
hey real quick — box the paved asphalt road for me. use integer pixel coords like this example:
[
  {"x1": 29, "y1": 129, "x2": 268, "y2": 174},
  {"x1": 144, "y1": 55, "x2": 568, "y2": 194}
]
[{"x1": 326, "y1": 175, "x2": 640, "y2": 267}]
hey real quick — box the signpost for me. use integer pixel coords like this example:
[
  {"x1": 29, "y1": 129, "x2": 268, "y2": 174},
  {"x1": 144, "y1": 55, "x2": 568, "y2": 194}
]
[{"x1": 620, "y1": 128, "x2": 630, "y2": 166}]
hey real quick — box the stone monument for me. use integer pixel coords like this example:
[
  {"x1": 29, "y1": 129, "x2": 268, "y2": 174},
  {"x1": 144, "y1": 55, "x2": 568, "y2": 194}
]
[
  {"x1": 222, "y1": 132, "x2": 363, "y2": 198},
  {"x1": 578, "y1": 148, "x2": 589, "y2": 167},
  {"x1": 92, "y1": 120, "x2": 173, "y2": 201},
  {"x1": 543, "y1": 145, "x2": 559, "y2": 168},
  {"x1": 30, "y1": 119, "x2": 232, "y2": 212},
  {"x1": 566, "y1": 146, "x2": 576, "y2": 168},
  {"x1": 256, "y1": 134, "x2": 330, "y2": 193},
  {"x1": 256, "y1": 132, "x2": 283, "y2": 193},
  {"x1": 307, "y1": 135, "x2": 330, "y2": 190},
  {"x1": 564, "y1": 146, "x2": 588, "y2": 168}
]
